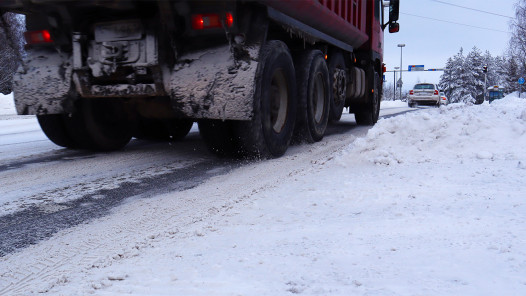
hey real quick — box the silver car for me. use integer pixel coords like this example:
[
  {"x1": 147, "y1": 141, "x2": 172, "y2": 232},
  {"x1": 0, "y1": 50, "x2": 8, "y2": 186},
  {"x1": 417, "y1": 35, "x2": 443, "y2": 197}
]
[{"x1": 408, "y1": 83, "x2": 441, "y2": 107}]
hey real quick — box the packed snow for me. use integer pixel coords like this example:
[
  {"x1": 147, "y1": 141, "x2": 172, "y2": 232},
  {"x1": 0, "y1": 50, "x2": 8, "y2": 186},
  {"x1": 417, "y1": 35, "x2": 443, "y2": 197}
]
[
  {"x1": 1, "y1": 93, "x2": 526, "y2": 295},
  {"x1": 0, "y1": 93, "x2": 15, "y2": 115}
]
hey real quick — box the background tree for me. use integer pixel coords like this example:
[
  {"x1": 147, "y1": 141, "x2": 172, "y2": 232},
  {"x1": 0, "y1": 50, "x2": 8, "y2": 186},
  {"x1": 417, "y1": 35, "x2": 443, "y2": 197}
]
[
  {"x1": 502, "y1": 56, "x2": 520, "y2": 93},
  {"x1": 483, "y1": 50, "x2": 503, "y2": 87},
  {"x1": 0, "y1": 12, "x2": 25, "y2": 95},
  {"x1": 509, "y1": 0, "x2": 526, "y2": 74},
  {"x1": 382, "y1": 82, "x2": 395, "y2": 101},
  {"x1": 439, "y1": 48, "x2": 466, "y2": 103},
  {"x1": 461, "y1": 46, "x2": 485, "y2": 103}
]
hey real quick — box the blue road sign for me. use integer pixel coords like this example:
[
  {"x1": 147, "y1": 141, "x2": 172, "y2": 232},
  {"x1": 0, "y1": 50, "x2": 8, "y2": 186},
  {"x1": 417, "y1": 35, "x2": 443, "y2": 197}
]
[
  {"x1": 408, "y1": 65, "x2": 424, "y2": 71},
  {"x1": 519, "y1": 77, "x2": 525, "y2": 85}
]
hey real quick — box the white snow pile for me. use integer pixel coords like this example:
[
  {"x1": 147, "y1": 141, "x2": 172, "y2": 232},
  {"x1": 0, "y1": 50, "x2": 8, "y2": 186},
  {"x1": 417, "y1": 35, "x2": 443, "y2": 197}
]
[
  {"x1": 0, "y1": 93, "x2": 15, "y2": 116},
  {"x1": 343, "y1": 95, "x2": 526, "y2": 167}
]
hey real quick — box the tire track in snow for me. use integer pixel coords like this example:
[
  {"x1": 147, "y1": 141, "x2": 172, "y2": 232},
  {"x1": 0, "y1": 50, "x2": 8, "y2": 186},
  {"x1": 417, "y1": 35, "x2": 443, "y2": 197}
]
[{"x1": 0, "y1": 159, "x2": 238, "y2": 258}]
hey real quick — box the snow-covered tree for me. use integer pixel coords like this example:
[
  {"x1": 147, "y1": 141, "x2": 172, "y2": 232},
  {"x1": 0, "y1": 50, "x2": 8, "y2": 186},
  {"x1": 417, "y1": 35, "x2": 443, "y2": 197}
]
[
  {"x1": 483, "y1": 51, "x2": 502, "y2": 88},
  {"x1": 502, "y1": 56, "x2": 521, "y2": 93},
  {"x1": 382, "y1": 82, "x2": 396, "y2": 101},
  {"x1": 509, "y1": 0, "x2": 526, "y2": 75},
  {"x1": 459, "y1": 46, "x2": 485, "y2": 103},
  {"x1": 439, "y1": 48, "x2": 466, "y2": 103},
  {"x1": 0, "y1": 12, "x2": 25, "y2": 95},
  {"x1": 440, "y1": 47, "x2": 510, "y2": 103},
  {"x1": 493, "y1": 55, "x2": 508, "y2": 87}
]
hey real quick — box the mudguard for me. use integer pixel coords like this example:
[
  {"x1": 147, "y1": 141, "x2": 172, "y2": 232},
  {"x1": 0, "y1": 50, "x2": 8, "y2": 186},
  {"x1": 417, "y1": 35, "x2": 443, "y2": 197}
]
[{"x1": 13, "y1": 50, "x2": 74, "y2": 115}]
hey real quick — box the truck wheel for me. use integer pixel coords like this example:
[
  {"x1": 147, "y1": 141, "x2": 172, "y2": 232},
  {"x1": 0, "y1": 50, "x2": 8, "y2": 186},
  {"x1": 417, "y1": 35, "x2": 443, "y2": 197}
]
[
  {"x1": 167, "y1": 119, "x2": 194, "y2": 141},
  {"x1": 294, "y1": 50, "x2": 330, "y2": 143},
  {"x1": 235, "y1": 40, "x2": 297, "y2": 158},
  {"x1": 134, "y1": 117, "x2": 193, "y2": 141},
  {"x1": 37, "y1": 114, "x2": 78, "y2": 148},
  {"x1": 64, "y1": 99, "x2": 132, "y2": 151},
  {"x1": 198, "y1": 120, "x2": 239, "y2": 157},
  {"x1": 355, "y1": 71, "x2": 380, "y2": 125},
  {"x1": 327, "y1": 51, "x2": 347, "y2": 122}
]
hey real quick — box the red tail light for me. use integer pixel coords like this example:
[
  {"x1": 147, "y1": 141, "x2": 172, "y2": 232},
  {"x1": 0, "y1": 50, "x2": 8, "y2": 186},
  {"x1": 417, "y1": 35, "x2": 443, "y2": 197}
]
[
  {"x1": 24, "y1": 30, "x2": 53, "y2": 45},
  {"x1": 409, "y1": 90, "x2": 414, "y2": 95},
  {"x1": 434, "y1": 90, "x2": 439, "y2": 95},
  {"x1": 226, "y1": 13, "x2": 234, "y2": 27},
  {"x1": 192, "y1": 13, "x2": 234, "y2": 30}
]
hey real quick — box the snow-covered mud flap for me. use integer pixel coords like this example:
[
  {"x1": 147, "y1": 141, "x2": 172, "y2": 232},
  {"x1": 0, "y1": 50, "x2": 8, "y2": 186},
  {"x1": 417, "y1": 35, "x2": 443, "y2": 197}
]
[
  {"x1": 13, "y1": 50, "x2": 75, "y2": 115},
  {"x1": 168, "y1": 45, "x2": 258, "y2": 121}
]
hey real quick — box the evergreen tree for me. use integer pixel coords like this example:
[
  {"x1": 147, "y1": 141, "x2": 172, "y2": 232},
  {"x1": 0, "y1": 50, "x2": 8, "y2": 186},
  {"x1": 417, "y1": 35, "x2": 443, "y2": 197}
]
[
  {"x1": 462, "y1": 46, "x2": 485, "y2": 103},
  {"x1": 483, "y1": 51, "x2": 499, "y2": 87},
  {"x1": 503, "y1": 57, "x2": 520, "y2": 93},
  {"x1": 493, "y1": 55, "x2": 507, "y2": 88},
  {"x1": 442, "y1": 48, "x2": 466, "y2": 103}
]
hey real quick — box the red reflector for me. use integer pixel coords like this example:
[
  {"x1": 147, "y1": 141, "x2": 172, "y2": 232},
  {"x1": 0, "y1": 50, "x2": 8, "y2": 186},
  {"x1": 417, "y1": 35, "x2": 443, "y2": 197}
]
[
  {"x1": 226, "y1": 13, "x2": 234, "y2": 27},
  {"x1": 434, "y1": 90, "x2": 439, "y2": 95},
  {"x1": 192, "y1": 13, "x2": 233, "y2": 30},
  {"x1": 24, "y1": 30, "x2": 53, "y2": 44},
  {"x1": 192, "y1": 14, "x2": 221, "y2": 30},
  {"x1": 409, "y1": 90, "x2": 414, "y2": 95}
]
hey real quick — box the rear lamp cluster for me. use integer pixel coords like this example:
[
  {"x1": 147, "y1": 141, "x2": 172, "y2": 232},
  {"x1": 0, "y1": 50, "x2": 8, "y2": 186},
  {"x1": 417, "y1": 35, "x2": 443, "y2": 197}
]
[
  {"x1": 191, "y1": 13, "x2": 234, "y2": 30},
  {"x1": 24, "y1": 30, "x2": 53, "y2": 45}
]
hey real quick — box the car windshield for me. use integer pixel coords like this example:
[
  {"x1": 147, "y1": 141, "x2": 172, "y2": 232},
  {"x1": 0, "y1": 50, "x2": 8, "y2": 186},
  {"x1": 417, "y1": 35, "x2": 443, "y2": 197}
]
[{"x1": 414, "y1": 84, "x2": 434, "y2": 90}]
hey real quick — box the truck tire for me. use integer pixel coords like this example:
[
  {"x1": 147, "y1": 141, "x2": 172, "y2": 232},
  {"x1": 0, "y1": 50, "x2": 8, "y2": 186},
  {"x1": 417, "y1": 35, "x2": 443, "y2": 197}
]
[
  {"x1": 355, "y1": 70, "x2": 380, "y2": 126},
  {"x1": 235, "y1": 40, "x2": 297, "y2": 158},
  {"x1": 37, "y1": 114, "x2": 78, "y2": 148},
  {"x1": 134, "y1": 118, "x2": 193, "y2": 141},
  {"x1": 63, "y1": 99, "x2": 132, "y2": 151},
  {"x1": 327, "y1": 51, "x2": 347, "y2": 122},
  {"x1": 198, "y1": 120, "x2": 240, "y2": 157},
  {"x1": 294, "y1": 50, "x2": 330, "y2": 143}
]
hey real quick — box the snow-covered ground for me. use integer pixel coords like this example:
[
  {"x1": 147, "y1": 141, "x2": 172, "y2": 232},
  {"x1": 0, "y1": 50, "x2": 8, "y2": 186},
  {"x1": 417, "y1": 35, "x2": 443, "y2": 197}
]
[
  {"x1": 1, "y1": 94, "x2": 526, "y2": 295},
  {"x1": 0, "y1": 93, "x2": 15, "y2": 115}
]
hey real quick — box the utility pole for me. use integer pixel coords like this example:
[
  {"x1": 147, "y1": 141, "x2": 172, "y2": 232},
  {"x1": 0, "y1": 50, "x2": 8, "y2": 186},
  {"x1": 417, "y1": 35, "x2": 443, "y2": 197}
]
[
  {"x1": 483, "y1": 65, "x2": 488, "y2": 101},
  {"x1": 398, "y1": 44, "x2": 405, "y2": 100}
]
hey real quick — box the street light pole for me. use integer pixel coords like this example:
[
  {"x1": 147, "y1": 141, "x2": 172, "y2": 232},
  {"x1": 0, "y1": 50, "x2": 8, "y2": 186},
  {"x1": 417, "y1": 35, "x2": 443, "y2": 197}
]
[
  {"x1": 398, "y1": 44, "x2": 405, "y2": 100},
  {"x1": 394, "y1": 66, "x2": 399, "y2": 100}
]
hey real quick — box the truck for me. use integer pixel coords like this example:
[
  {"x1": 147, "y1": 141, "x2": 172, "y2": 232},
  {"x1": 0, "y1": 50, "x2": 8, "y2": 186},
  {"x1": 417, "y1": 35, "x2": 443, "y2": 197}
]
[{"x1": 0, "y1": 0, "x2": 400, "y2": 158}]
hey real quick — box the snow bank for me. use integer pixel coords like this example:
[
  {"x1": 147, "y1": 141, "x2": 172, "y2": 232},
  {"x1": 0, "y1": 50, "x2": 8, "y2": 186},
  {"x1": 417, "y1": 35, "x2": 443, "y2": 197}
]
[
  {"x1": 380, "y1": 100, "x2": 408, "y2": 108},
  {"x1": 343, "y1": 95, "x2": 526, "y2": 166},
  {"x1": 0, "y1": 93, "x2": 16, "y2": 116}
]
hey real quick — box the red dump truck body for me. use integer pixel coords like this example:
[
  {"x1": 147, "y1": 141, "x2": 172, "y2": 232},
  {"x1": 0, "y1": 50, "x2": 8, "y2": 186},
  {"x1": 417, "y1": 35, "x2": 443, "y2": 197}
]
[{"x1": 260, "y1": 0, "x2": 369, "y2": 49}]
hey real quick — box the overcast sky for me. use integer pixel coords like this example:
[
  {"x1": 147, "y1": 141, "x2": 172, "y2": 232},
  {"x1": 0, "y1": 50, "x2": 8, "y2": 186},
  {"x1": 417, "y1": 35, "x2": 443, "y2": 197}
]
[{"x1": 383, "y1": 0, "x2": 517, "y2": 91}]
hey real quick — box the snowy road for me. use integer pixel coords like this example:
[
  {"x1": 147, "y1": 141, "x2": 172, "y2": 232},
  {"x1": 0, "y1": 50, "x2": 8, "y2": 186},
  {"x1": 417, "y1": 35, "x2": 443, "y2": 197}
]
[
  {"x1": 0, "y1": 105, "x2": 411, "y2": 258},
  {"x1": 1, "y1": 97, "x2": 525, "y2": 295}
]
